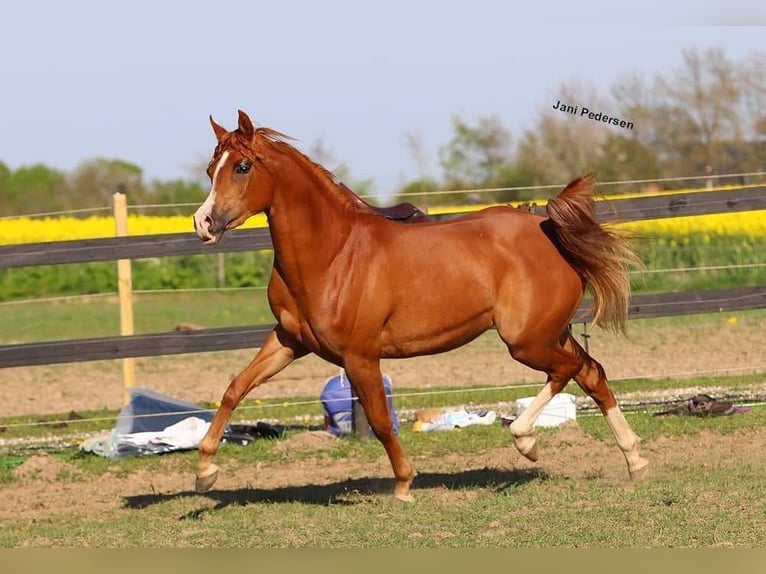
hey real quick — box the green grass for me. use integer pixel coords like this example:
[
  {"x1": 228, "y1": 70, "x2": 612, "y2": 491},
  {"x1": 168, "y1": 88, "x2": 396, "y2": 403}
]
[
  {"x1": 0, "y1": 290, "x2": 274, "y2": 343},
  {"x1": 631, "y1": 233, "x2": 766, "y2": 294},
  {"x1": 1, "y1": 406, "x2": 765, "y2": 547},
  {"x1": 5, "y1": 474, "x2": 759, "y2": 547}
]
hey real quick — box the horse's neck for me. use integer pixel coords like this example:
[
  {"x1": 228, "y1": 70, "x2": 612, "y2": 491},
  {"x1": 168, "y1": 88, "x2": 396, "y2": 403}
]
[
  {"x1": 339, "y1": 181, "x2": 373, "y2": 212},
  {"x1": 267, "y1": 159, "x2": 358, "y2": 284}
]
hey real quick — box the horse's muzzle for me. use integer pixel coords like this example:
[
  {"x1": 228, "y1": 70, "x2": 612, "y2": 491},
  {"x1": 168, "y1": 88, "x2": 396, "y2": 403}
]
[{"x1": 192, "y1": 213, "x2": 225, "y2": 244}]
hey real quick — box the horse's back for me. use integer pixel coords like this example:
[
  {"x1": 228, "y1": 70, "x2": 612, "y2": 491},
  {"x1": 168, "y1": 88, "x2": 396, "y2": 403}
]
[{"x1": 377, "y1": 206, "x2": 553, "y2": 267}]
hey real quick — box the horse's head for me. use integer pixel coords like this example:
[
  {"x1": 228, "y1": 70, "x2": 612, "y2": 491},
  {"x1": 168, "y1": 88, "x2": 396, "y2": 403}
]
[{"x1": 193, "y1": 110, "x2": 277, "y2": 244}]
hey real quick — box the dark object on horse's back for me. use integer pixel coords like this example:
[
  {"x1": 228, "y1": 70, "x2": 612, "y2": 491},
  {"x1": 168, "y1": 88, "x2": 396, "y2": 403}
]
[
  {"x1": 653, "y1": 394, "x2": 749, "y2": 417},
  {"x1": 373, "y1": 201, "x2": 430, "y2": 223},
  {"x1": 342, "y1": 182, "x2": 430, "y2": 223}
]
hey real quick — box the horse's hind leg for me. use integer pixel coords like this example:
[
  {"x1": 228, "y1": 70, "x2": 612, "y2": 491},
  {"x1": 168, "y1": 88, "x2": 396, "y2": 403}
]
[
  {"x1": 505, "y1": 341, "x2": 581, "y2": 462},
  {"x1": 195, "y1": 326, "x2": 307, "y2": 492},
  {"x1": 509, "y1": 379, "x2": 563, "y2": 462},
  {"x1": 564, "y1": 335, "x2": 649, "y2": 480},
  {"x1": 344, "y1": 355, "x2": 415, "y2": 502}
]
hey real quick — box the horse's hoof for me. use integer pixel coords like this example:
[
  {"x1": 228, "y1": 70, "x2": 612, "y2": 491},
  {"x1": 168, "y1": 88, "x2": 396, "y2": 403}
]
[
  {"x1": 629, "y1": 458, "x2": 649, "y2": 481},
  {"x1": 394, "y1": 492, "x2": 413, "y2": 503},
  {"x1": 522, "y1": 441, "x2": 539, "y2": 462},
  {"x1": 394, "y1": 479, "x2": 413, "y2": 503},
  {"x1": 513, "y1": 435, "x2": 539, "y2": 462},
  {"x1": 195, "y1": 464, "x2": 220, "y2": 492}
]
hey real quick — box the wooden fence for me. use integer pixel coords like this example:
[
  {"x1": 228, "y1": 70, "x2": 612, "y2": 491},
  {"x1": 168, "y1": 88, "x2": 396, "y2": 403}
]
[{"x1": 1, "y1": 186, "x2": 764, "y2": 370}]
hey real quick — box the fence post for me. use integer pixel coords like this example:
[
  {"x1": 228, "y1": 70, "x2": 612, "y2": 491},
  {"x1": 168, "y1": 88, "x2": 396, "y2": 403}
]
[
  {"x1": 217, "y1": 252, "x2": 226, "y2": 287},
  {"x1": 705, "y1": 165, "x2": 714, "y2": 190},
  {"x1": 113, "y1": 192, "x2": 136, "y2": 404},
  {"x1": 581, "y1": 322, "x2": 590, "y2": 354}
]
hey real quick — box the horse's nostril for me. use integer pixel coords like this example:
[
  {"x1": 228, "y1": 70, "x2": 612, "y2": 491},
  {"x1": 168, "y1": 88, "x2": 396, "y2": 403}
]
[{"x1": 204, "y1": 215, "x2": 213, "y2": 229}]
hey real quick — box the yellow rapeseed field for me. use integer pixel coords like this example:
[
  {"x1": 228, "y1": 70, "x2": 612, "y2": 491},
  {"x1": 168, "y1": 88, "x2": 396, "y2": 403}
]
[
  {"x1": 619, "y1": 211, "x2": 766, "y2": 238},
  {"x1": 0, "y1": 204, "x2": 763, "y2": 245},
  {"x1": 0, "y1": 213, "x2": 269, "y2": 245}
]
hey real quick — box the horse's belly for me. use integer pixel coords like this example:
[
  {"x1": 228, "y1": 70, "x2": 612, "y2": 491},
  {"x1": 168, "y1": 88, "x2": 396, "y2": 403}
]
[{"x1": 379, "y1": 304, "x2": 494, "y2": 358}]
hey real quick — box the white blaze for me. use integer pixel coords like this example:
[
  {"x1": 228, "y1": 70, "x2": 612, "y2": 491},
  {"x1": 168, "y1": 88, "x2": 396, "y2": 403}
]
[{"x1": 193, "y1": 151, "x2": 229, "y2": 240}]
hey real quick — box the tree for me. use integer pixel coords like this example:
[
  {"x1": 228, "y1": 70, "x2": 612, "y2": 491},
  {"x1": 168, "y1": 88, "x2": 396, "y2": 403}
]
[
  {"x1": 656, "y1": 47, "x2": 745, "y2": 177},
  {"x1": 148, "y1": 179, "x2": 207, "y2": 214},
  {"x1": 438, "y1": 114, "x2": 512, "y2": 190},
  {"x1": 593, "y1": 135, "x2": 660, "y2": 190},
  {"x1": 0, "y1": 161, "x2": 11, "y2": 213},
  {"x1": 741, "y1": 52, "x2": 766, "y2": 141},
  {"x1": 738, "y1": 52, "x2": 766, "y2": 175},
  {"x1": 6, "y1": 164, "x2": 71, "y2": 212},
  {"x1": 69, "y1": 158, "x2": 145, "y2": 206},
  {"x1": 488, "y1": 163, "x2": 540, "y2": 202},
  {"x1": 611, "y1": 71, "x2": 664, "y2": 150},
  {"x1": 513, "y1": 79, "x2": 617, "y2": 194},
  {"x1": 0, "y1": 161, "x2": 9, "y2": 187},
  {"x1": 395, "y1": 131, "x2": 444, "y2": 207},
  {"x1": 609, "y1": 48, "x2": 766, "y2": 185},
  {"x1": 515, "y1": 113, "x2": 608, "y2": 192}
]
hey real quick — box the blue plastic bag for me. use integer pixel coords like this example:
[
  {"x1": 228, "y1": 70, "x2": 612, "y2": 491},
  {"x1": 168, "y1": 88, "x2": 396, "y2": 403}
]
[{"x1": 320, "y1": 370, "x2": 399, "y2": 437}]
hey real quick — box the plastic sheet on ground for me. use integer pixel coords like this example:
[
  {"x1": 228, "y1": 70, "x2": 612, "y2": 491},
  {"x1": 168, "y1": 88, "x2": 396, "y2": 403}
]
[
  {"x1": 80, "y1": 388, "x2": 215, "y2": 458},
  {"x1": 412, "y1": 409, "x2": 496, "y2": 432}
]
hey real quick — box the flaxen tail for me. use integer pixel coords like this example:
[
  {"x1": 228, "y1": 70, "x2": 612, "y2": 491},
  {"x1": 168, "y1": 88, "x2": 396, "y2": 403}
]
[{"x1": 546, "y1": 174, "x2": 642, "y2": 333}]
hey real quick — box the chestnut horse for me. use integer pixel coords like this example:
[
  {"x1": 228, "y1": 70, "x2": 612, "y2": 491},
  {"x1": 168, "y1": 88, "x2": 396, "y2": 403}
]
[{"x1": 192, "y1": 110, "x2": 648, "y2": 501}]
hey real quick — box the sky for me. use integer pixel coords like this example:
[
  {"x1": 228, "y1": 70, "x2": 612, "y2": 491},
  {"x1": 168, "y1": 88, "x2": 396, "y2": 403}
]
[{"x1": 1, "y1": 1, "x2": 765, "y2": 204}]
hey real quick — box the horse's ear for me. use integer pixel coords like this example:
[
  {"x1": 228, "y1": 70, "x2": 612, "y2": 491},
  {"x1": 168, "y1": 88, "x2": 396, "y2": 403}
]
[
  {"x1": 210, "y1": 115, "x2": 227, "y2": 142},
  {"x1": 237, "y1": 109, "x2": 255, "y2": 138}
]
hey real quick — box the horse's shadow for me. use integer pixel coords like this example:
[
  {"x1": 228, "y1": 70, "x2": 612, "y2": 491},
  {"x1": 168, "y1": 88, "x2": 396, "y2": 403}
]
[{"x1": 124, "y1": 467, "x2": 547, "y2": 520}]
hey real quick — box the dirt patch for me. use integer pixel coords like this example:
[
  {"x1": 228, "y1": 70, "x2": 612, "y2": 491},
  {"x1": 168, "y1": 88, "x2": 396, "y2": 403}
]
[
  {"x1": 11, "y1": 453, "x2": 81, "y2": 482},
  {"x1": 274, "y1": 430, "x2": 338, "y2": 453}
]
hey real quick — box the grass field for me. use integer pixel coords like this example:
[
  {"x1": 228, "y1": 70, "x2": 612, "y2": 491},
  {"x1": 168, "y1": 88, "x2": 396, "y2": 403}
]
[
  {"x1": 0, "y1": 290, "x2": 273, "y2": 343},
  {"x1": 1, "y1": 406, "x2": 765, "y2": 547},
  {"x1": 0, "y1": 287, "x2": 762, "y2": 343}
]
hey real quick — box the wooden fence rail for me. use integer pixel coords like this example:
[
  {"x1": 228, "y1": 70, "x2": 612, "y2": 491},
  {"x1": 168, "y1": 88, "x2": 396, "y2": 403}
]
[
  {"x1": 0, "y1": 186, "x2": 764, "y2": 370},
  {"x1": 1, "y1": 285, "x2": 763, "y2": 369}
]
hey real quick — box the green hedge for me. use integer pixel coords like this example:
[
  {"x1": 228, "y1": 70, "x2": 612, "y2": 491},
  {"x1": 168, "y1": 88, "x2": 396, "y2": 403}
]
[
  {"x1": 0, "y1": 236, "x2": 763, "y2": 302},
  {"x1": 0, "y1": 251, "x2": 274, "y2": 301}
]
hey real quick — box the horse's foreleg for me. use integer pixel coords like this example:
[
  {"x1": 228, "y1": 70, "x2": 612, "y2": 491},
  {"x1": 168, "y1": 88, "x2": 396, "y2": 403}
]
[
  {"x1": 566, "y1": 336, "x2": 649, "y2": 480},
  {"x1": 344, "y1": 356, "x2": 415, "y2": 502},
  {"x1": 195, "y1": 327, "x2": 307, "y2": 492}
]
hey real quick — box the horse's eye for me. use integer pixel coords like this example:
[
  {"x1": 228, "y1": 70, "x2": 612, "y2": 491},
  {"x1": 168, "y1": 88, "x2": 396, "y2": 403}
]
[{"x1": 235, "y1": 161, "x2": 251, "y2": 175}]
